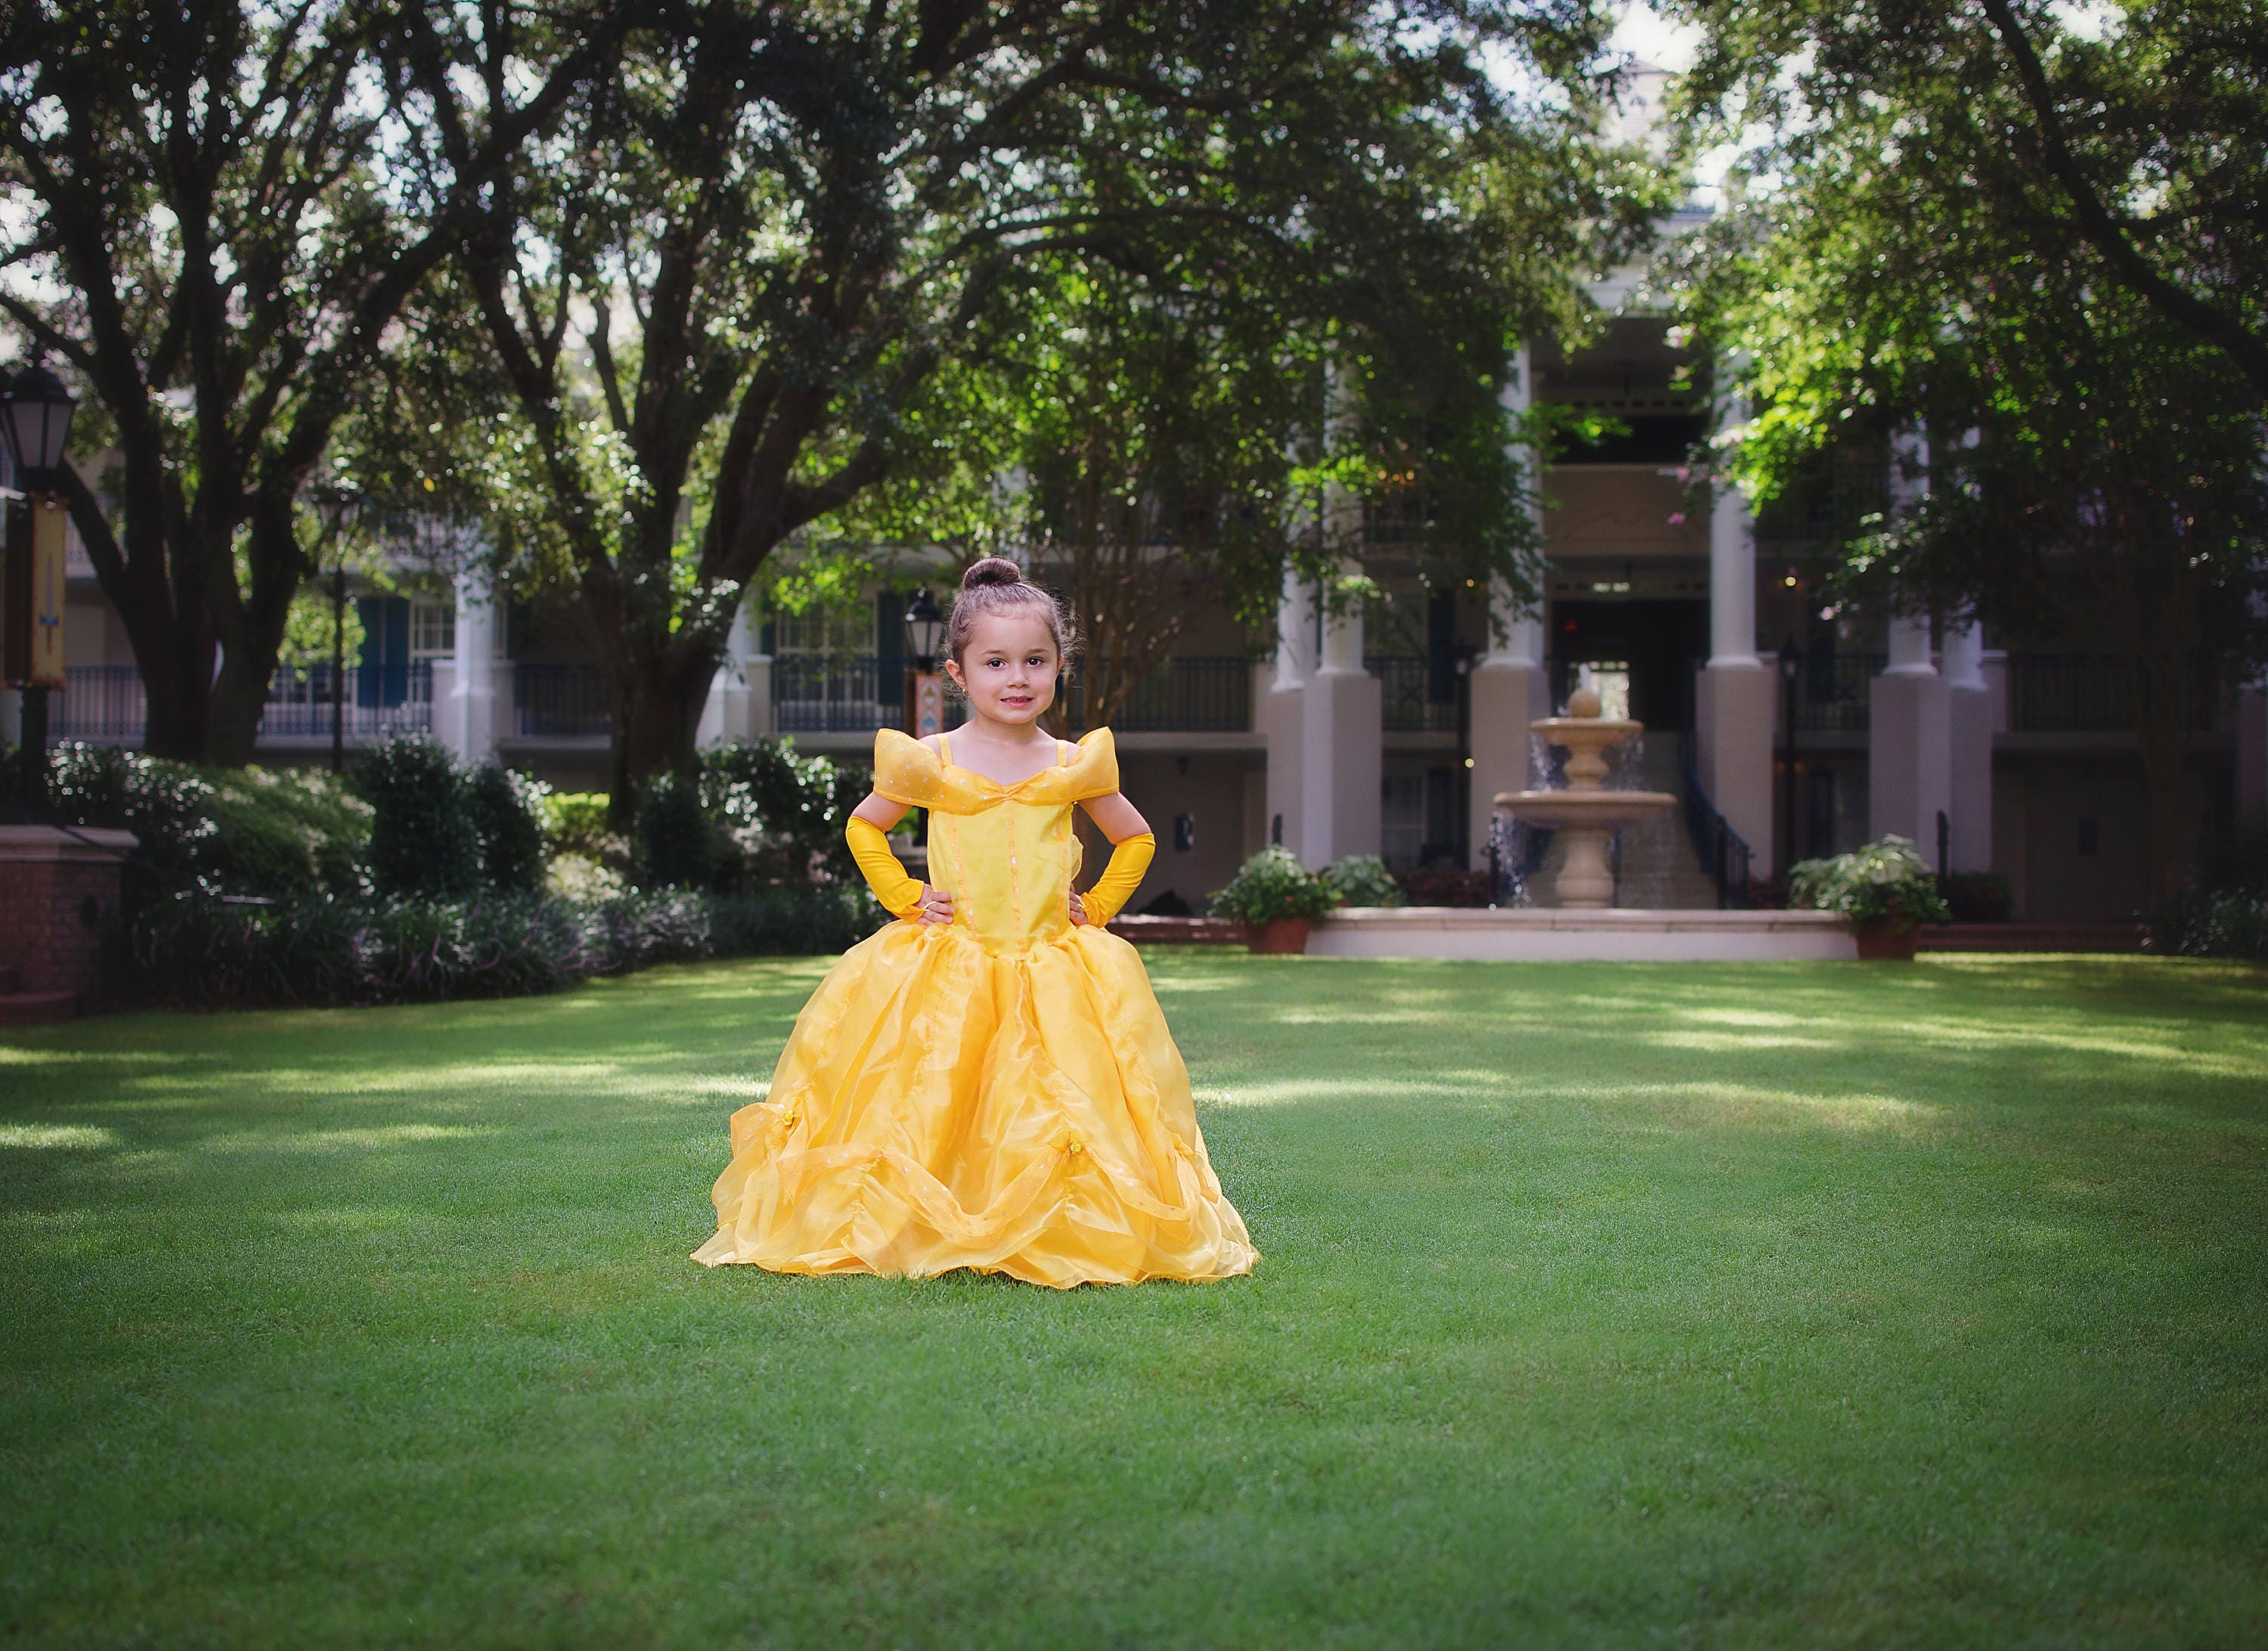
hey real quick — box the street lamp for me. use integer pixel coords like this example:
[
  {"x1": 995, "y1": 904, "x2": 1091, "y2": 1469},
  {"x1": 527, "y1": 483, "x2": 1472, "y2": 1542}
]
[
  {"x1": 1777, "y1": 634, "x2": 1802, "y2": 876},
  {"x1": 902, "y1": 587, "x2": 947, "y2": 739},
  {"x1": 308, "y1": 482, "x2": 364, "y2": 773},
  {"x1": 2, "y1": 361, "x2": 80, "y2": 816}
]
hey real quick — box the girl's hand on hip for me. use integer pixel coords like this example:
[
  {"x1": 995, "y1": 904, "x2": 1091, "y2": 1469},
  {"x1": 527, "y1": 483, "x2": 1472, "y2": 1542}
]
[
  {"x1": 916, "y1": 884, "x2": 955, "y2": 925},
  {"x1": 1067, "y1": 890, "x2": 1090, "y2": 927}
]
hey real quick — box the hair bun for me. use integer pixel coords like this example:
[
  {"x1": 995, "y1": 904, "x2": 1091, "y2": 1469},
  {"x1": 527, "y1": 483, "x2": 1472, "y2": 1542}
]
[{"x1": 961, "y1": 556, "x2": 1025, "y2": 591}]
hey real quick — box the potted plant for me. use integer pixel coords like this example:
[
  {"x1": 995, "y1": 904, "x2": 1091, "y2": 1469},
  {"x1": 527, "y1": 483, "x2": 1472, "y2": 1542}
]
[
  {"x1": 1787, "y1": 835, "x2": 1952, "y2": 961},
  {"x1": 1209, "y1": 846, "x2": 1340, "y2": 954},
  {"x1": 1320, "y1": 854, "x2": 1405, "y2": 909}
]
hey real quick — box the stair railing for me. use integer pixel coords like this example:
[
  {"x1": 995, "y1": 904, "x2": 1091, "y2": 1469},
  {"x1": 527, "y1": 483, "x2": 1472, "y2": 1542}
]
[{"x1": 1678, "y1": 740, "x2": 1754, "y2": 909}]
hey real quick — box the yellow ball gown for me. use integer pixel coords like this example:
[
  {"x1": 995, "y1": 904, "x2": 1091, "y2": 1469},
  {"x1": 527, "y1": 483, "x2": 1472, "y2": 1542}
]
[{"x1": 692, "y1": 727, "x2": 1258, "y2": 1288}]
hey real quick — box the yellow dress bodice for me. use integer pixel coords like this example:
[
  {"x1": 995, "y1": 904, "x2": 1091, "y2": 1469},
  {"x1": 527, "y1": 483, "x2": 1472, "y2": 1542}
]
[{"x1": 870, "y1": 727, "x2": 1118, "y2": 956}]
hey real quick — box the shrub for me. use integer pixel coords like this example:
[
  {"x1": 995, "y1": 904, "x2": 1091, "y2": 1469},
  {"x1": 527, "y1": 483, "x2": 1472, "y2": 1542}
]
[
  {"x1": 632, "y1": 771, "x2": 717, "y2": 889},
  {"x1": 103, "y1": 882, "x2": 887, "y2": 1010},
  {"x1": 541, "y1": 792, "x2": 618, "y2": 862},
  {"x1": 1396, "y1": 863, "x2": 1495, "y2": 908},
  {"x1": 547, "y1": 852, "x2": 625, "y2": 900},
  {"x1": 1321, "y1": 854, "x2": 1405, "y2": 908},
  {"x1": 1941, "y1": 870, "x2": 2012, "y2": 924},
  {"x1": 702, "y1": 738, "x2": 860, "y2": 886},
  {"x1": 1788, "y1": 835, "x2": 1951, "y2": 930},
  {"x1": 201, "y1": 766, "x2": 373, "y2": 898},
  {"x1": 466, "y1": 765, "x2": 550, "y2": 893},
  {"x1": 357, "y1": 735, "x2": 482, "y2": 899},
  {"x1": 39, "y1": 744, "x2": 370, "y2": 907},
  {"x1": 709, "y1": 884, "x2": 881, "y2": 956},
  {"x1": 2155, "y1": 829, "x2": 2268, "y2": 961},
  {"x1": 1207, "y1": 847, "x2": 1338, "y2": 924}
]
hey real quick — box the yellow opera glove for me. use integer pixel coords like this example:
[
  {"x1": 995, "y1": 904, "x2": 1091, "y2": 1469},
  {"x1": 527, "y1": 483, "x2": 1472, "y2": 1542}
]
[
  {"x1": 1080, "y1": 832, "x2": 1154, "y2": 928},
  {"x1": 846, "y1": 816, "x2": 926, "y2": 918}
]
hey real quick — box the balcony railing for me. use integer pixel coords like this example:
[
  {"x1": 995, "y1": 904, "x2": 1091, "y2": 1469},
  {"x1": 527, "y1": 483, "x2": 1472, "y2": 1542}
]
[
  {"x1": 1792, "y1": 652, "x2": 1883, "y2": 734},
  {"x1": 51, "y1": 666, "x2": 147, "y2": 742},
  {"x1": 49, "y1": 663, "x2": 435, "y2": 744},
  {"x1": 514, "y1": 662, "x2": 611, "y2": 738},
  {"x1": 262, "y1": 661, "x2": 432, "y2": 739},
  {"x1": 773, "y1": 655, "x2": 900, "y2": 733},
  {"x1": 1068, "y1": 658, "x2": 1252, "y2": 733},
  {"x1": 1367, "y1": 655, "x2": 1461, "y2": 734},
  {"x1": 2007, "y1": 654, "x2": 2220, "y2": 733}
]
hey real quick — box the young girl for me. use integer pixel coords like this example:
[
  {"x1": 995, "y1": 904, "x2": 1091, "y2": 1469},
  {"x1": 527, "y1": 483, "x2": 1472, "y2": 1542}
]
[{"x1": 692, "y1": 559, "x2": 1257, "y2": 1287}]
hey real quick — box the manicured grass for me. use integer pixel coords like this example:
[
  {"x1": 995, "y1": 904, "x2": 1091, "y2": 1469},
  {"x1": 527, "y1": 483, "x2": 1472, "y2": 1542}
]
[{"x1": 5, "y1": 953, "x2": 2266, "y2": 1647}]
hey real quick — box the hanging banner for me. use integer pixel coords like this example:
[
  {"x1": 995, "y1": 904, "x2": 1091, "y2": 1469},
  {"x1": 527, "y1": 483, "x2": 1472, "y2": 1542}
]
[{"x1": 2, "y1": 493, "x2": 67, "y2": 689}]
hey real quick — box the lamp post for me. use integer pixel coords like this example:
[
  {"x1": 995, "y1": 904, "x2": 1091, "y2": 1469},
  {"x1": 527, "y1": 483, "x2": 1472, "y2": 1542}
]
[
  {"x1": 308, "y1": 482, "x2": 363, "y2": 773},
  {"x1": 1, "y1": 361, "x2": 80, "y2": 816},
  {"x1": 903, "y1": 587, "x2": 947, "y2": 739},
  {"x1": 1777, "y1": 635, "x2": 1802, "y2": 876}
]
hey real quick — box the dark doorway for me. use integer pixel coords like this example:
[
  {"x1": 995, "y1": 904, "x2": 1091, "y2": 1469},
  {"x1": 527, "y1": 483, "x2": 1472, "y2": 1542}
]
[{"x1": 1549, "y1": 599, "x2": 1707, "y2": 730}]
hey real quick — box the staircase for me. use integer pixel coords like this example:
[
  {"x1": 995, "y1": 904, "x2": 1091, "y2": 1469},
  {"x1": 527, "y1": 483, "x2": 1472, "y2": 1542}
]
[
  {"x1": 1525, "y1": 732, "x2": 1725, "y2": 910},
  {"x1": 0, "y1": 967, "x2": 79, "y2": 1027}
]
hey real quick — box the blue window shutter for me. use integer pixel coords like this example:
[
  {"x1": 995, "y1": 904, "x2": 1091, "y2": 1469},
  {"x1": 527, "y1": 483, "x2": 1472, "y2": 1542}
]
[{"x1": 875, "y1": 590, "x2": 903, "y2": 705}]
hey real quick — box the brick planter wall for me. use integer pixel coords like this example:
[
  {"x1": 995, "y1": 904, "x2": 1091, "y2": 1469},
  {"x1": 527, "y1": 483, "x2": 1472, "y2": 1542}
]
[{"x1": 0, "y1": 826, "x2": 136, "y2": 999}]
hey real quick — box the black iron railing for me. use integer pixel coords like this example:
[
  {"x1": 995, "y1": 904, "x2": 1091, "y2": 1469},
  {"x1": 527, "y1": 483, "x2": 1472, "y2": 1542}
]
[
  {"x1": 2007, "y1": 654, "x2": 2220, "y2": 733},
  {"x1": 773, "y1": 655, "x2": 893, "y2": 733},
  {"x1": 52, "y1": 663, "x2": 438, "y2": 744},
  {"x1": 513, "y1": 662, "x2": 610, "y2": 738},
  {"x1": 51, "y1": 666, "x2": 147, "y2": 742},
  {"x1": 262, "y1": 661, "x2": 433, "y2": 738},
  {"x1": 1067, "y1": 658, "x2": 1252, "y2": 733},
  {"x1": 1792, "y1": 652, "x2": 1884, "y2": 733},
  {"x1": 1680, "y1": 739, "x2": 1754, "y2": 909},
  {"x1": 1366, "y1": 654, "x2": 1461, "y2": 733}
]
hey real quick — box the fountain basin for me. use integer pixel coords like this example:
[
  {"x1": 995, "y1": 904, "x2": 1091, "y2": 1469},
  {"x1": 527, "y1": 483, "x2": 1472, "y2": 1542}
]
[
  {"x1": 1495, "y1": 790, "x2": 1677, "y2": 832},
  {"x1": 1495, "y1": 788, "x2": 1678, "y2": 907}
]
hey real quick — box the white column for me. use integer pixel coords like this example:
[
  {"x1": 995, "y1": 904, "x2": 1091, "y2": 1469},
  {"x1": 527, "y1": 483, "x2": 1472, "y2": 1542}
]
[
  {"x1": 1262, "y1": 566, "x2": 1315, "y2": 856},
  {"x1": 1301, "y1": 581, "x2": 1381, "y2": 863},
  {"x1": 1885, "y1": 616, "x2": 1934, "y2": 675},
  {"x1": 699, "y1": 597, "x2": 760, "y2": 748},
  {"x1": 443, "y1": 568, "x2": 500, "y2": 766},
  {"x1": 1944, "y1": 614, "x2": 1994, "y2": 872},
  {"x1": 1696, "y1": 365, "x2": 1775, "y2": 866},
  {"x1": 1706, "y1": 482, "x2": 1761, "y2": 669},
  {"x1": 1869, "y1": 428, "x2": 1951, "y2": 854},
  {"x1": 1470, "y1": 343, "x2": 1554, "y2": 868},
  {"x1": 1317, "y1": 575, "x2": 1363, "y2": 676},
  {"x1": 1275, "y1": 562, "x2": 1315, "y2": 686}
]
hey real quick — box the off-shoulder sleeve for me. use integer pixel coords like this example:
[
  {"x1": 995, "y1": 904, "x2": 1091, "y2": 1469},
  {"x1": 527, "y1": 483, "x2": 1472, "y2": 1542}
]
[
  {"x1": 1063, "y1": 726, "x2": 1120, "y2": 801},
  {"x1": 872, "y1": 729, "x2": 950, "y2": 807}
]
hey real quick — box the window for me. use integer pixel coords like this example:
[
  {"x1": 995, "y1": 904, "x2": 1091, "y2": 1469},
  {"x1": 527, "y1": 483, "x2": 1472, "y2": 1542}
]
[
  {"x1": 411, "y1": 601, "x2": 455, "y2": 659},
  {"x1": 771, "y1": 602, "x2": 872, "y2": 661}
]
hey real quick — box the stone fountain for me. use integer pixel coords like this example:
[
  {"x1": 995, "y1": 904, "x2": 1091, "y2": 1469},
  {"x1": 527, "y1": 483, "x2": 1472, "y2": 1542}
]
[{"x1": 1494, "y1": 687, "x2": 1678, "y2": 909}]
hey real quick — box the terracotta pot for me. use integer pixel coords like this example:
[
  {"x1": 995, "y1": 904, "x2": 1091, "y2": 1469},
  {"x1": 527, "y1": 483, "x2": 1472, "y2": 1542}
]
[
  {"x1": 1246, "y1": 915, "x2": 1312, "y2": 956},
  {"x1": 1852, "y1": 915, "x2": 1923, "y2": 961}
]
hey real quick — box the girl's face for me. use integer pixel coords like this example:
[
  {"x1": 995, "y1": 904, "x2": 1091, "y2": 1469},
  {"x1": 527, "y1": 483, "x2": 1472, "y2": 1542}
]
[{"x1": 946, "y1": 610, "x2": 1059, "y2": 729}]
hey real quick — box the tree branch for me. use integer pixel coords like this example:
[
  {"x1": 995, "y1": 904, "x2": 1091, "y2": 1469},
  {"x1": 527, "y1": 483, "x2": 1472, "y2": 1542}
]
[{"x1": 1978, "y1": 0, "x2": 2268, "y2": 400}]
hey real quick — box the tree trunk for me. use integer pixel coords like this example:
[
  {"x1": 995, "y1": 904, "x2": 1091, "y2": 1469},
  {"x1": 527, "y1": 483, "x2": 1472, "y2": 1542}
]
[{"x1": 605, "y1": 644, "x2": 720, "y2": 826}]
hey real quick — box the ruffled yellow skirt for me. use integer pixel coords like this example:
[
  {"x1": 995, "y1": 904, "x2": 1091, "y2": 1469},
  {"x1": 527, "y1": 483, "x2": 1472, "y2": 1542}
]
[{"x1": 692, "y1": 922, "x2": 1257, "y2": 1288}]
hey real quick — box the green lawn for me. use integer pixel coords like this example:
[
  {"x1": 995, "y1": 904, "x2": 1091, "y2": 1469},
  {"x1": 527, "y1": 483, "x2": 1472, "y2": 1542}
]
[{"x1": 5, "y1": 953, "x2": 2266, "y2": 1648}]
